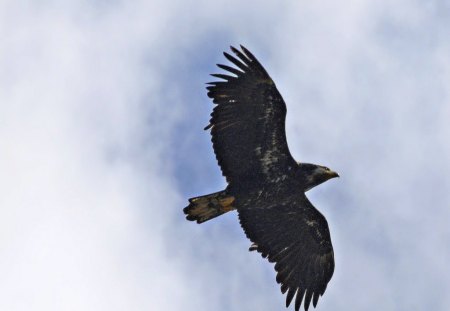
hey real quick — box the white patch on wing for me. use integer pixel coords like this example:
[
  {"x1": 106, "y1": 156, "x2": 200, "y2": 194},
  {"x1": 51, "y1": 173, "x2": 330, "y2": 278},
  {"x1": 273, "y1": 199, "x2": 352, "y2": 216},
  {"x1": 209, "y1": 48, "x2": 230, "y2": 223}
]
[
  {"x1": 258, "y1": 96, "x2": 284, "y2": 181},
  {"x1": 315, "y1": 228, "x2": 323, "y2": 238},
  {"x1": 261, "y1": 148, "x2": 279, "y2": 175},
  {"x1": 260, "y1": 128, "x2": 281, "y2": 177},
  {"x1": 306, "y1": 220, "x2": 318, "y2": 227},
  {"x1": 272, "y1": 175, "x2": 288, "y2": 183},
  {"x1": 319, "y1": 251, "x2": 333, "y2": 265}
]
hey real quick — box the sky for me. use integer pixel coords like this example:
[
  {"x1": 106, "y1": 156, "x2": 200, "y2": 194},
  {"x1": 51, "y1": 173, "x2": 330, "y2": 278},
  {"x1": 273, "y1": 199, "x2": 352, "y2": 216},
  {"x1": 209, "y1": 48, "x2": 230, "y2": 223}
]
[{"x1": 1, "y1": 0, "x2": 449, "y2": 310}]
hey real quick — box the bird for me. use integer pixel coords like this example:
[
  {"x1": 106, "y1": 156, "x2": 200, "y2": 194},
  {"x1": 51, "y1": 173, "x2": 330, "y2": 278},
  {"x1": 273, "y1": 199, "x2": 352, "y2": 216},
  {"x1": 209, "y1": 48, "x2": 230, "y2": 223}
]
[{"x1": 183, "y1": 45, "x2": 339, "y2": 311}]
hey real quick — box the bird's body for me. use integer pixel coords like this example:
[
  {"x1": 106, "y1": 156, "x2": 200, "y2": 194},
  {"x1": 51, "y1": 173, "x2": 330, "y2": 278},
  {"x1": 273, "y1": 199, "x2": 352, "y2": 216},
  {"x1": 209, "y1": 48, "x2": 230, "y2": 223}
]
[{"x1": 184, "y1": 45, "x2": 339, "y2": 311}]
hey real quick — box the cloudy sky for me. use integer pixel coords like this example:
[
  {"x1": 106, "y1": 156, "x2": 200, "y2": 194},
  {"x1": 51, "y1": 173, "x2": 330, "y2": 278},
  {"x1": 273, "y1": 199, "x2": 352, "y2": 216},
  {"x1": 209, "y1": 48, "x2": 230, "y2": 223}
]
[{"x1": 1, "y1": 0, "x2": 449, "y2": 310}]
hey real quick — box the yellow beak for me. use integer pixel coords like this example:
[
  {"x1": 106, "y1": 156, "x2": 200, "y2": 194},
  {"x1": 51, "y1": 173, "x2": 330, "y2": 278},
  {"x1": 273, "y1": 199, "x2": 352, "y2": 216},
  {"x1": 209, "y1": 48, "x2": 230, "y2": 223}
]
[{"x1": 328, "y1": 170, "x2": 340, "y2": 178}]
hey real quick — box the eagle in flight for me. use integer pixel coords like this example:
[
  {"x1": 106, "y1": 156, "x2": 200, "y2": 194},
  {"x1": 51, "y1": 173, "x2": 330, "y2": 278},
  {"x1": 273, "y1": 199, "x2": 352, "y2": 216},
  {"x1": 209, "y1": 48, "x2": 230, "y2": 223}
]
[{"x1": 184, "y1": 45, "x2": 339, "y2": 311}]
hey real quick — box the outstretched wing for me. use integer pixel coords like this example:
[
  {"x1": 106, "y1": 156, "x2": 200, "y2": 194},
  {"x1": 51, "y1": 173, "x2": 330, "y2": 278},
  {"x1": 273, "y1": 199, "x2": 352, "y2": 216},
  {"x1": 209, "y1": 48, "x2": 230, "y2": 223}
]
[
  {"x1": 238, "y1": 194, "x2": 334, "y2": 311},
  {"x1": 206, "y1": 45, "x2": 296, "y2": 186}
]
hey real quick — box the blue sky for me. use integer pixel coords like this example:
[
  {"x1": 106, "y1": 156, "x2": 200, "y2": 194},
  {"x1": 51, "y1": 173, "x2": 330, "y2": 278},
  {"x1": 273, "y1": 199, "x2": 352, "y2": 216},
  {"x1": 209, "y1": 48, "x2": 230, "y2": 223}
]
[{"x1": 1, "y1": 1, "x2": 449, "y2": 310}]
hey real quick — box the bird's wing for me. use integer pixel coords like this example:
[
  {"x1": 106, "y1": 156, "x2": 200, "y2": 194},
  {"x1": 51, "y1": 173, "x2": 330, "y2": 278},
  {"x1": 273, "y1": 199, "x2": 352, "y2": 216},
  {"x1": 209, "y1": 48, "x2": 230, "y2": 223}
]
[
  {"x1": 238, "y1": 194, "x2": 334, "y2": 311},
  {"x1": 206, "y1": 45, "x2": 296, "y2": 185}
]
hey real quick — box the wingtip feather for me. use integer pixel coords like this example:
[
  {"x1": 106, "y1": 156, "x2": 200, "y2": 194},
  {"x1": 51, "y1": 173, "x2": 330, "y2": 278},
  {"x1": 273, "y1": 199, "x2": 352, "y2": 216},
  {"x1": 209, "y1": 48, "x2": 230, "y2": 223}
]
[
  {"x1": 312, "y1": 292, "x2": 320, "y2": 308},
  {"x1": 286, "y1": 288, "x2": 296, "y2": 308},
  {"x1": 295, "y1": 288, "x2": 305, "y2": 311},
  {"x1": 303, "y1": 290, "x2": 313, "y2": 311}
]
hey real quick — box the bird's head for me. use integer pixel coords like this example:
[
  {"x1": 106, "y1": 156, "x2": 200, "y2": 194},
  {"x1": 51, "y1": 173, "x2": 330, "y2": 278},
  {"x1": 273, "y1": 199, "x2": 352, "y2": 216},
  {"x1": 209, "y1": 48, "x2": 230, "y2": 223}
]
[{"x1": 297, "y1": 163, "x2": 339, "y2": 192}]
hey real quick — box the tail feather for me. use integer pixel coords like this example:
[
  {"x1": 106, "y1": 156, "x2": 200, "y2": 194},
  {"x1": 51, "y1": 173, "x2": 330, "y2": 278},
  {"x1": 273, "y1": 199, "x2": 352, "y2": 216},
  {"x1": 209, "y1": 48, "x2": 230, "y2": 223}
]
[{"x1": 184, "y1": 190, "x2": 235, "y2": 223}]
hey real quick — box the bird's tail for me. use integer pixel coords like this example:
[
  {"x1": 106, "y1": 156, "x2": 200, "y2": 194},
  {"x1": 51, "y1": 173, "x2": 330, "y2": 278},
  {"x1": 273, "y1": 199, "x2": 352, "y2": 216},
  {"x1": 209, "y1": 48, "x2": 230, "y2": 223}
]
[{"x1": 183, "y1": 190, "x2": 235, "y2": 224}]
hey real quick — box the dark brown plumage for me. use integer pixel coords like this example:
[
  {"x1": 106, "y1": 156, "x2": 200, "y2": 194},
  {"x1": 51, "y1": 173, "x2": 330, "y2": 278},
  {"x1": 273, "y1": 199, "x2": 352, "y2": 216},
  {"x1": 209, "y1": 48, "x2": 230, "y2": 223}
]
[{"x1": 184, "y1": 45, "x2": 339, "y2": 311}]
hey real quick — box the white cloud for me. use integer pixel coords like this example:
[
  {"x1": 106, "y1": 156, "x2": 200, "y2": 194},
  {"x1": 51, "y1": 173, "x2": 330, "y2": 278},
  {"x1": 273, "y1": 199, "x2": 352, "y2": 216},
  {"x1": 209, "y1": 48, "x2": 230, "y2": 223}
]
[
  {"x1": 0, "y1": 2, "x2": 190, "y2": 310},
  {"x1": 1, "y1": 0, "x2": 449, "y2": 310}
]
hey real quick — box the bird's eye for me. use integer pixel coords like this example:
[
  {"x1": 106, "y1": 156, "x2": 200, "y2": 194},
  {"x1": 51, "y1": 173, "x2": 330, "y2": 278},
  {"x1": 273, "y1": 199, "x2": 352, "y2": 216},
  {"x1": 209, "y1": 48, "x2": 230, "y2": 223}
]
[{"x1": 325, "y1": 167, "x2": 330, "y2": 171}]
